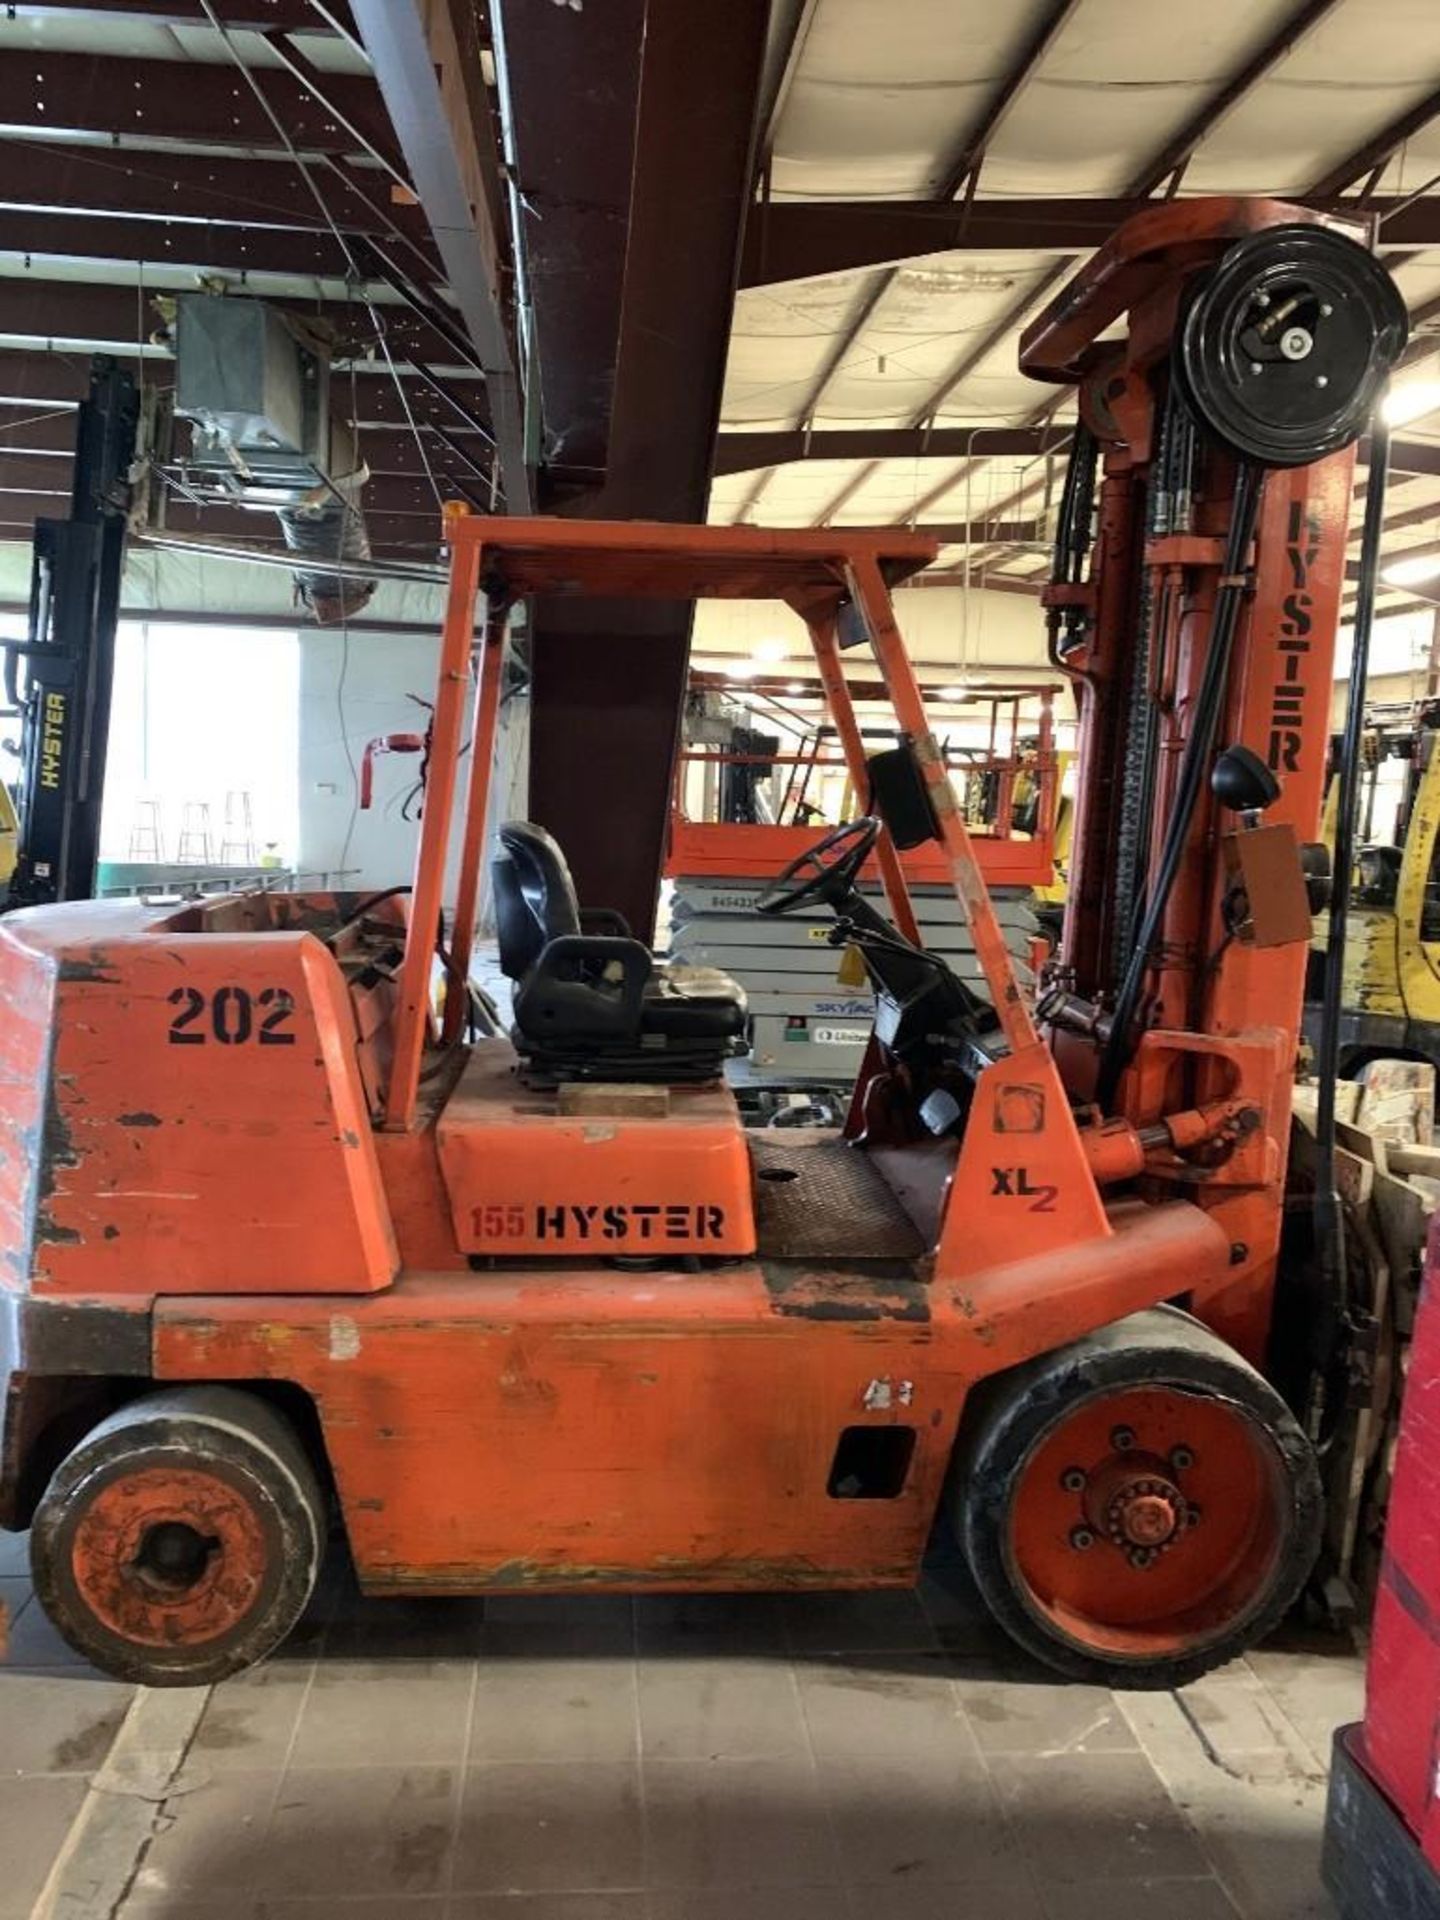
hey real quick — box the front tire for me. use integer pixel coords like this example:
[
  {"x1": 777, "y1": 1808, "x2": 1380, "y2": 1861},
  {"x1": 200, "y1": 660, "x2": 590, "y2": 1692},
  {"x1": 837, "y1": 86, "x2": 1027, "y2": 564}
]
[
  {"x1": 953, "y1": 1305, "x2": 1322, "y2": 1690},
  {"x1": 31, "y1": 1386, "x2": 325, "y2": 1686}
]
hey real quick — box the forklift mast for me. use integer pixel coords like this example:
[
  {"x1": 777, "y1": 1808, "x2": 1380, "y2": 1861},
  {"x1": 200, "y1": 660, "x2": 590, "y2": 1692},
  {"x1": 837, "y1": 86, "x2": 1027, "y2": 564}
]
[
  {"x1": 3, "y1": 357, "x2": 137, "y2": 910},
  {"x1": 1029, "y1": 201, "x2": 1404, "y2": 1359}
]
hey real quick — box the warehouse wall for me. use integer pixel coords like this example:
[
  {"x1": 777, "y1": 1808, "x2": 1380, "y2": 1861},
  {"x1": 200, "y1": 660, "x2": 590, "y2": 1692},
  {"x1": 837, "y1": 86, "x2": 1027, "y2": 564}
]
[
  {"x1": 6, "y1": 531, "x2": 1430, "y2": 914},
  {"x1": 290, "y1": 583, "x2": 1049, "y2": 899},
  {"x1": 296, "y1": 625, "x2": 530, "y2": 911},
  {"x1": 297, "y1": 625, "x2": 441, "y2": 893}
]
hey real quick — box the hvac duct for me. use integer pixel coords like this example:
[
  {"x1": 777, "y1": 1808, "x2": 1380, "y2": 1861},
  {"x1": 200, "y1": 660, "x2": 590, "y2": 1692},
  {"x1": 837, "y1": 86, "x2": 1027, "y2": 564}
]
[{"x1": 172, "y1": 295, "x2": 378, "y2": 622}]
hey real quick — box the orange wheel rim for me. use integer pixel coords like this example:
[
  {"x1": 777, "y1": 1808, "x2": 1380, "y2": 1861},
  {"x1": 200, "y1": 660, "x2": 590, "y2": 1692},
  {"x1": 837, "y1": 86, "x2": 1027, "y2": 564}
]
[
  {"x1": 1006, "y1": 1386, "x2": 1285, "y2": 1662},
  {"x1": 70, "y1": 1465, "x2": 271, "y2": 1650}
]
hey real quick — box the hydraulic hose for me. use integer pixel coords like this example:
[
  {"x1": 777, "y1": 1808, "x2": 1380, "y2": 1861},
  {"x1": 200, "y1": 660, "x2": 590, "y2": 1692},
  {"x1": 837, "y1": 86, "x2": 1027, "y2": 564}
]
[
  {"x1": 1096, "y1": 459, "x2": 1263, "y2": 1107},
  {"x1": 1308, "y1": 415, "x2": 1392, "y2": 1441},
  {"x1": 1045, "y1": 423, "x2": 1098, "y2": 664}
]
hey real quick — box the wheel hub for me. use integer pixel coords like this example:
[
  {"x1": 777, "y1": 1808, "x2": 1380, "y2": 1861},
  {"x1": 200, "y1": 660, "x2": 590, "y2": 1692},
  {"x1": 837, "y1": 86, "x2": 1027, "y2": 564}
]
[
  {"x1": 1111, "y1": 1482, "x2": 1184, "y2": 1548},
  {"x1": 69, "y1": 1465, "x2": 270, "y2": 1649},
  {"x1": 1082, "y1": 1453, "x2": 1192, "y2": 1559},
  {"x1": 132, "y1": 1519, "x2": 222, "y2": 1595}
]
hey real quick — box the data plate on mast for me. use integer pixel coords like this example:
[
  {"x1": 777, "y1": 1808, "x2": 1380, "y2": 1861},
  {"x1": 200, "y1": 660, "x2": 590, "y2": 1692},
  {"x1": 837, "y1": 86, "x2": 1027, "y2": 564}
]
[{"x1": 1223, "y1": 823, "x2": 1314, "y2": 946}]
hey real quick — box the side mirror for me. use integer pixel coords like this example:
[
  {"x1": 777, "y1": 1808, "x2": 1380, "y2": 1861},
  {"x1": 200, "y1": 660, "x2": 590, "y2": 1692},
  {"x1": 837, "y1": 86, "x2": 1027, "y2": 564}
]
[{"x1": 866, "y1": 745, "x2": 941, "y2": 849}]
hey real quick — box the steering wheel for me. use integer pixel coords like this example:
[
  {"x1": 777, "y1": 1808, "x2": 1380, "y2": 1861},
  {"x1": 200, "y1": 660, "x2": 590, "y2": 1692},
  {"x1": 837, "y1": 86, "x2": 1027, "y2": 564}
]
[{"x1": 755, "y1": 817, "x2": 881, "y2": 917}]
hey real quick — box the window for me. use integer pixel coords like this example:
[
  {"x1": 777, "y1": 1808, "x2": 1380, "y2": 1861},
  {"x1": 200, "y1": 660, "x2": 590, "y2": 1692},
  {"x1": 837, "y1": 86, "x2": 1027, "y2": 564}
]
[{"x1": 101, "y1": 622, "x2": 299, "y2": 872}]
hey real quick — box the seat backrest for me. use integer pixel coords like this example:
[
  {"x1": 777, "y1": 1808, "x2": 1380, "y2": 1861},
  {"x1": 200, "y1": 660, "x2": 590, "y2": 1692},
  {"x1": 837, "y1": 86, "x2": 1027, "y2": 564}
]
[
  {"x1": 494, "y1": 821, "x2": 582, "y2": 979},
  {"x1": 492, "y1": 856, "x2": 538, "y2": 979}
]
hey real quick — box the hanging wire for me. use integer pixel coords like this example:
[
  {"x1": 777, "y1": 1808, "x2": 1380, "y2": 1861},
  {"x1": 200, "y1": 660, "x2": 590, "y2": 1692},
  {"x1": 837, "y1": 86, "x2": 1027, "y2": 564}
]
[
  {"x1": 303, "y1": 0, "x2": 368, "y2": 60},
  {"x1": 134, "y1": 261, "x2": 146, "y2": 437},
  {"x1": 194, "y1": 0, "x2": 455, "y2": 515},
  {"x1": 1377, "y1": 168, "x2": 1440, "y2": 224},
  {"x1": 194, "y1": 1, "x2": 467, "y2": 878},
  {"x1": 334, "y1": 605, "x2": 361, "y2": 881},
  {"x1": 961, "y1": 429, "x2": 979, "y2": 678},
  {"x1": 0, "y1": 406, "x2": 80, "y2": 437},
  {"x1": 366, "y1": 329, "x2": 447, "y2": 515}
]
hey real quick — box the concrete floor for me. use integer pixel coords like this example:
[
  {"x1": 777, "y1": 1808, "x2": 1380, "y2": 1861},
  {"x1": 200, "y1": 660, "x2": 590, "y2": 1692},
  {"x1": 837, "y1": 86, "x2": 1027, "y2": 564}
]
[{"x1": 0, "y1": 1524, "x2": 1362, "y2": 1920}]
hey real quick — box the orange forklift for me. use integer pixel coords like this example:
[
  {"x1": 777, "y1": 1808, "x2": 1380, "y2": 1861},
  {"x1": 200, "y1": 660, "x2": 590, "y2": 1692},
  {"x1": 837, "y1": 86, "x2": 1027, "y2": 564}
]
[{"x1": 0, "y1": 198, "x2": 1407, "y2": 1688}]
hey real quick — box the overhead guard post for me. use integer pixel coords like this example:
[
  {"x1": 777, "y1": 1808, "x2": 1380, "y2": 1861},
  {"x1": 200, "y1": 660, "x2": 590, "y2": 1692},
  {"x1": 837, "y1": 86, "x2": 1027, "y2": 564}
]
[
  {"x1": 444, "y1": 592, "x2": 510, "y2": 1046},
  {"x1": 385, "y1": 525, "x2": 482, "y2": 1129},
  {"x1": 806, "y1": 610, "x2": 922, "y2": 947},
  {"x1": 847, "y1": 554, "x2": 1041, "y2": 1056}
]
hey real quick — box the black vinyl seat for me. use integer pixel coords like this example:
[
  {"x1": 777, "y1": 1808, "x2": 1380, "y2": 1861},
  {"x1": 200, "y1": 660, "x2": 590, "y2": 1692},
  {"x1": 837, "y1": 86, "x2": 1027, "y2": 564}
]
[{"x1": 493, "y1": 821, "x2": 746, "y2": 1083}]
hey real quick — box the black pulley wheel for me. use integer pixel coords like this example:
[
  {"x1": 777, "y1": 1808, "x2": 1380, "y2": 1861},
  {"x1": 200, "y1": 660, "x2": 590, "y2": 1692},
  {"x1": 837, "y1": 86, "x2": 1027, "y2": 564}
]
[{"x1": 1176, "y1": 224, "x2": 1407, "y2": 468}]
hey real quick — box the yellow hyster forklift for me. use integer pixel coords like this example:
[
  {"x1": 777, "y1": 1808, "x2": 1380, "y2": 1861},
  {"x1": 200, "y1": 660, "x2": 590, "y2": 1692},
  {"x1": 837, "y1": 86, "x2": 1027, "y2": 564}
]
[
  {"x1": 0, "y1": 198, "x2": 1410, "y2": 1690},
  {"x1": 0, "y1": 782, "x2": 17, "y2": 891},
  {"x1": 1306, "y1": 698, "x2": 1440, "y2": 1073}
]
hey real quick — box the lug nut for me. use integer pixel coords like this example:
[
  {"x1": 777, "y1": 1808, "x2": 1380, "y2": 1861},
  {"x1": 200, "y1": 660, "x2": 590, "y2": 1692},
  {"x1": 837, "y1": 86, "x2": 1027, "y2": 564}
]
[
  {"x1": 1170, "y1": 1446, "x2": 1194, "y2": 1472},
  {"x1": 1070, "y1": 1526, "x2": 1096, "y2": 1552},
  {"x1": 1060, "y1": 1467, "x2": 1087, "y2": 1493},
  {"x1": 1187, "y1": 1505, "x2": 1202, "y2": 1527},
  {"x1": 1111, "y1": 1426, "x2": 1136, "y2": 1452},
  {"x1": 1128, "y1": 1547, "x2": 1156, "y2": 1570}
]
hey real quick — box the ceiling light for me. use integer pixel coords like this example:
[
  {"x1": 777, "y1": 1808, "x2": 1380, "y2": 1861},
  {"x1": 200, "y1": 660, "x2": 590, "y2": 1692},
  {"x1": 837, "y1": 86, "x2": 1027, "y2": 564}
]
[
  {"x1": 1382, "y1": 380, "x2": 1440, "y2": 428},
  {"x1": 936, "y1": 682, "x2": 971, "y2": 701},
  {"x1": 1382, "y1": 553, "x2": 1440, "y2": 588},
  {"x1": 724, "y1": 660, "x2": 759, "y2": 680},
  {"x1": 784, "y1": 681, "x2": 807, "y2": 695},
  {"x1": 754, "y1": 638, "x2": 788, "y2": 663}
]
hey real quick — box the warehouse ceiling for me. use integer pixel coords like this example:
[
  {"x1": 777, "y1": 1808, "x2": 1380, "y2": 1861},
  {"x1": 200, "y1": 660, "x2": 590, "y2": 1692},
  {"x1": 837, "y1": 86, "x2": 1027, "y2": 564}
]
[
  {"x1": 0, "y1": 1, "x2": 521, "y2": 564},
  {"x1": 712, "y1": 0, "x2": 1440, "y2": 623},
  {"x1": 2, "y1": 0, "x2": 1439, "y2": 926},
  {"x1": 2, "y1": 0, "x2": 1439, "y2": 614}
]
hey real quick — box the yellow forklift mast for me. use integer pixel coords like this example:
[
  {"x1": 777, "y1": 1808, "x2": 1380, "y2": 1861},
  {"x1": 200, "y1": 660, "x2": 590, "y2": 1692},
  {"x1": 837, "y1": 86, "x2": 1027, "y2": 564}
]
[
  {"x1": 1308, "y1": 698, "x2": 1440, "y2": 1071},
  {"x1": 0, "y1": 782, "x2": 16, "y2": 888}
]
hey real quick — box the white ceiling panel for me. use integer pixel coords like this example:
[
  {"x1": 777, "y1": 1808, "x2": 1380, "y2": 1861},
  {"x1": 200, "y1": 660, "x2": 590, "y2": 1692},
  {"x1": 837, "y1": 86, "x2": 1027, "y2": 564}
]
[
  {"x1": 820, "y1": 453, "x2": 1053, "y2": 526},
  {"x1": 819, "y1": 255, "x2": 1053, "y2": 419},
  {"x1": 719, "y1": 0, "x2": 1440, "y2": 578},
  {"x1": 978, "y1": 0, "x2": 1305, "y2": 196},
  {"x1": 732, "y1": 459, "x2": 877, "y2": 522},
  {"x1": 1188, "y1": 0, "x2": 1440, "y2": 191},
  {"x1": 903, "y1": 455, "x2": 1063, "y2": 523},
  {"x1": 770, "y1": 0, "x2": 1069, "y2": 201},
  {"x1": 721, "y1": 271, "x2": 886, "y2": 425}
]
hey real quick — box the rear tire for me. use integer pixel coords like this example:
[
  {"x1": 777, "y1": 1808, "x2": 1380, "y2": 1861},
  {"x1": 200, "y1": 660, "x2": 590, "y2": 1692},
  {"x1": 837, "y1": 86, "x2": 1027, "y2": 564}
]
[
  {"x1": 31, "y1": 1386, "x2": 325, "y2": 1687},
  {"x1": 953, "y1": 1305, "x2": 1322, "y2": 1690}
]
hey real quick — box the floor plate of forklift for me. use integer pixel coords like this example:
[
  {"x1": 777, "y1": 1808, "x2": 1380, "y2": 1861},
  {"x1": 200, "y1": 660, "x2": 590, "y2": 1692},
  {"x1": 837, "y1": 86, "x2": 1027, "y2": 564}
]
[{"x1": 750, "y1": 1135, "x2": 927, "y2": 1259}]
